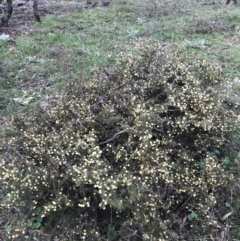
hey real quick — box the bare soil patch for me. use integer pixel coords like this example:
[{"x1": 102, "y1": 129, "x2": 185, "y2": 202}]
[
  {"x1": 0, "y1": 0, "x2": 51, "y2": 37},
  {"x1": 0, "y1": 0, "x2": 112, "y2": 38}
]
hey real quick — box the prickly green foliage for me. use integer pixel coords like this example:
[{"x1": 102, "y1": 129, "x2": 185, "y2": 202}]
[{"x1": 0, "y1": 42, "x2": 237, "y2": 241}]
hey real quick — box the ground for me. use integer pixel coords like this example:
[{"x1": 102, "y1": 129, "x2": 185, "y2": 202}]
[{"x1": 0, "y1": 0, "x2": 240, "y2": 240}]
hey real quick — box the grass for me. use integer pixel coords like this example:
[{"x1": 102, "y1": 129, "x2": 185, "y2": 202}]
[
  {"x1": 0, "y1": 0, "x2": 240, "y2": 240},
  {"x1": 1, "y1": 1, "x2": 240, "y2": 97}
]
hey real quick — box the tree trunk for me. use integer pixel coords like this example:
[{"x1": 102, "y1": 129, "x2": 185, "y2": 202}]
[
  {"x1": 1, "y1": 0, "x2": 13, "y2": 27},
  {"x1": 33, "y1": 0, "x2": 40, "y2": 22},
  {"x1": 226, "y1": 0, "x2": 237, "y2": 4}
]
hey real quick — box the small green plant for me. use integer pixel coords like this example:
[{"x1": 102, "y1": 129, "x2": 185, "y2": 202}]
[
  {"x1": 5, "y1": 225, "x2": 12, "y2": 235},
  {"x1": 221, "y1": 156, "x2": 230, "y2": 165},
  {"x1": 137, "y1": 17, "x2": 146, "y2": 24},
  {"x1": 127, "y1": 28, "x2": 139, "y2": 37},
  {"x1": 185, "y1": 38, "x2": 207, "y2": 49},
  {"x1": 28, "y1": 217, "x2": 42, "y2": 229},
  {"x1": 108, "y1": 225, "x2": 117, "y2": 241},
  {"x1": 188, "y1": 211, "x2": 198, "y2": 221},
  {"x1": 0, "y1": 34, "x2": 10, "y2": 42}
]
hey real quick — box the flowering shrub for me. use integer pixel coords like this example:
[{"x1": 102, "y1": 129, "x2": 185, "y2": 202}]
[{"x1": 0, "y1": 42, "x2": 237, "y2": 240}]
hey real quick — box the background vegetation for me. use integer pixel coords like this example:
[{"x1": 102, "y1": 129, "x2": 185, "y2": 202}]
[{"x1": 0, "y1": 0, "x2": 240, "y2": 240}]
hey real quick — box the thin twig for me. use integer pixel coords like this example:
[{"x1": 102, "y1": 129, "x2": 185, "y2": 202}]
[{"x1": 98, "y1": 129, "x2": 126, "y2": 146}]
